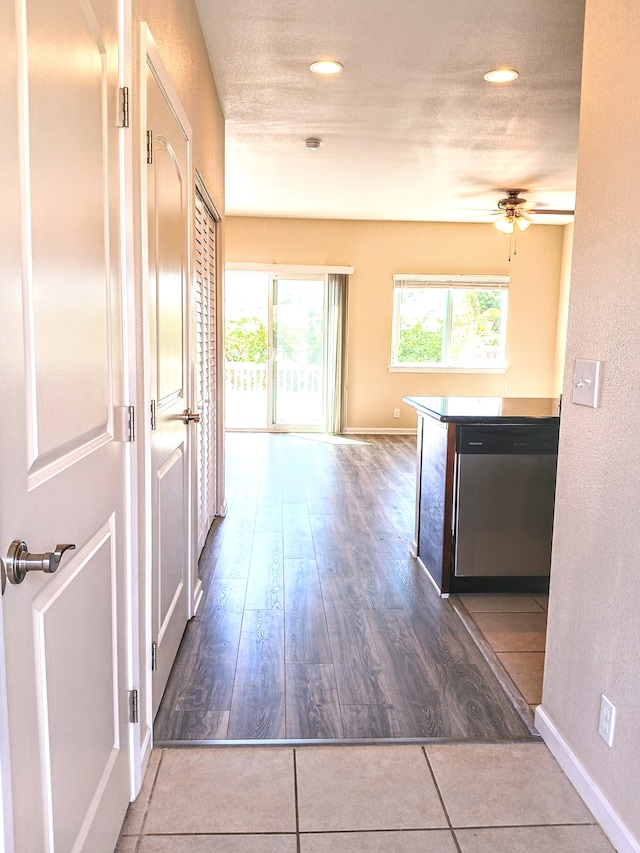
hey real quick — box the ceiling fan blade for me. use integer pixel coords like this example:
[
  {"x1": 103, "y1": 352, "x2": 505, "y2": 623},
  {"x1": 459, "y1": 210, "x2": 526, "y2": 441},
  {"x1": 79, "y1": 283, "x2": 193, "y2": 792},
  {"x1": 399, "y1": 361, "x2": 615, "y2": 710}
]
[
  {"x1": 456, "y1": 211, "x2": 501, "y2": 220},
  {"x1": 456, "y1": 208, "x2": 501, "y2": 215},
  {"x1": 529, "y1": 209, "x2": 575, "y2": 215}
]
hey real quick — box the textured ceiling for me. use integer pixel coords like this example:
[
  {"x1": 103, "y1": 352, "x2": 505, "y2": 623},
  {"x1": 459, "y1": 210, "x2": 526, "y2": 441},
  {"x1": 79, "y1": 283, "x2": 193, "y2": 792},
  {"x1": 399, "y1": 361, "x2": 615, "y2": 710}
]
[{"x1": 195, "y1": 0, "x2": 585, "y2": 223}]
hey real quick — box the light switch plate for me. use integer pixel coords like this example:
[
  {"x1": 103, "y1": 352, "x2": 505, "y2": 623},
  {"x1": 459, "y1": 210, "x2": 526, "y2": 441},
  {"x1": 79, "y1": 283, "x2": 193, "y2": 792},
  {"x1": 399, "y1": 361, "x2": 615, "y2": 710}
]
[{"x1": 572, "y1": 358, "x2": 602, "y2": 408}]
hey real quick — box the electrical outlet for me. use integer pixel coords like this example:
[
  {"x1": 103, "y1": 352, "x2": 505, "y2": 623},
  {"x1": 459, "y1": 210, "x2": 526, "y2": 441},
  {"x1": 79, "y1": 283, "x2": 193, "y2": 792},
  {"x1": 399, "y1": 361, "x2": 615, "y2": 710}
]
[
  {"x1": 599, "y1": 694, "x2": 616, "y2": 747},
  {"x1": 393, "y1": 408, "x2": 400, "y2": 418}
]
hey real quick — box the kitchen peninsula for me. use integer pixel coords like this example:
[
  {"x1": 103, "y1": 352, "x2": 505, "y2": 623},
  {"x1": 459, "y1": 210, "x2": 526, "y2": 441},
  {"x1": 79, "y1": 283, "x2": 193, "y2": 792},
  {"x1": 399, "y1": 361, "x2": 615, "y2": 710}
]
[{"x1": 403, "y1": 396, "x2": 560, "y2": 596}]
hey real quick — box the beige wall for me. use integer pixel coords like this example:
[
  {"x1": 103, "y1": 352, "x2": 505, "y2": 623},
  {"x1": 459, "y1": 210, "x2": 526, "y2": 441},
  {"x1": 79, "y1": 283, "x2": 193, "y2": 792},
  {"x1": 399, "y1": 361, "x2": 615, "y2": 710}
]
[
  {"x1": 134, "y1": 0, "x2": 224, "y2": 208},
  {"x1": 542, "y1": 0, "x2": 640, "y2": 843},
  {"x1": 554, "y1": 223, "x2": 574, "y2": 393},
  {"x1": 226, "y1": 217, "x2": 566, "y2": 430}
]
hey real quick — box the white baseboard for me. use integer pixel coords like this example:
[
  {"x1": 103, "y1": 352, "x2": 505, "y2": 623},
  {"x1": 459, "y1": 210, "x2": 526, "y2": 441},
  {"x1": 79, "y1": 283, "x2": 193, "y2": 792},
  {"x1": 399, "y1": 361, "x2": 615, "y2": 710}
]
[
  {"x1": 535, "y1": 705, "x2": 639, "y2": 853},
  {"x1": 192, "y1": 579, "x2": 204, "y2": 617},
  {"x1": 341, "y1": 427, "x2": 417, "y2": 435},
  {"x1": 416, "y1": 555, "x2": 448, "y2": 597}
]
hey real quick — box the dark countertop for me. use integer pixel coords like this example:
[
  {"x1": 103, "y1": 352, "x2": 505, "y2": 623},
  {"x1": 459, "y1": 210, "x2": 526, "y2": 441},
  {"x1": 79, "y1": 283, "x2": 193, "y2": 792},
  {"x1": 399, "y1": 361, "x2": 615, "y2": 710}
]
[{"x1": 402, "y1": 396, "x2": 560, "y2": 424}]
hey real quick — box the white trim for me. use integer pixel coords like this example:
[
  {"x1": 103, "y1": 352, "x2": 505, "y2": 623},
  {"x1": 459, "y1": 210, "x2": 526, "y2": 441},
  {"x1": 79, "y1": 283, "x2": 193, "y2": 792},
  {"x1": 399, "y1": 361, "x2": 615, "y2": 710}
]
[
  {"x1": 192, "y1": 582, "x2": 204, "y2": 616},
  {"x1": 393, "y1": 273, "x2": 509, "y2": 288},
  {"x1": 195, "y1": 169, "x2": 221, "y2": 222},
  {"x1": 0, "y1": 596, "x2": 15, "y2": 853},
  {"x1": 341, "y1": 428, "x2": 418, "y2": 435},
  {"x1": 226, "y1": 262, "x2": 354, "y2": 274},
  {"x1": 388, "y1": 365, "x2": 505, "y2": 374},
  {"x1": 416, "y1": 555, "x2": 449, "y2": 597},
  {"x1": 119, "y1": 0, "x2": 142, "y2": 804},
  {"x1": 141, "y1": 26, "x2": 192, "y2": 140},
  {"x1": 535, "y1": 705, "x2": 640, "y2": 853},
  {"x1": 137, "y1": 19, "x2": 154, "y2": 765}
]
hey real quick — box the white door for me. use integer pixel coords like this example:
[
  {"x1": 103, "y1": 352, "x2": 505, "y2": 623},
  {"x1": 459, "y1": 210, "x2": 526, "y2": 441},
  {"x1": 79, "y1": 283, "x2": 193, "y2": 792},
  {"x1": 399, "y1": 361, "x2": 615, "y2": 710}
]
[
  {"x1": 0, "y1": 0, "x2": 131, "y2": 850},
  {"x1": 144, "y1": 34, "x2": 199, "y2": 715}
]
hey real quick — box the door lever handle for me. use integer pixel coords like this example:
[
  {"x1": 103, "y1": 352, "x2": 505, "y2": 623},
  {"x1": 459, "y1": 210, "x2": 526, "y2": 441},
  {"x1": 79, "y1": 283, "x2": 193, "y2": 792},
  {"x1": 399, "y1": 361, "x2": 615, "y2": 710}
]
[
  {"x1": 5, "y1": 540, "x2": 76, "y2": 586},
  {"x1": 183, "y1": 409, "x2": 201, "y2": 424}
]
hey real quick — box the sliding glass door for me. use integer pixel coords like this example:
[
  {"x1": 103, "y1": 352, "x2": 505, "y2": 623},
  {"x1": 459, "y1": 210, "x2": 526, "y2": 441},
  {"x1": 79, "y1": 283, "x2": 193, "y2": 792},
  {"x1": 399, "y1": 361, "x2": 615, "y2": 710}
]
[
  {"x1": 272, "y1": 277, "x2": 325, "y2": 427},
  {"x1": 224, "y1": 270, "x2": 269, "y2": 429},
  {"x1": 224, "y1": 271, "x2": 336, "y2": 431}
]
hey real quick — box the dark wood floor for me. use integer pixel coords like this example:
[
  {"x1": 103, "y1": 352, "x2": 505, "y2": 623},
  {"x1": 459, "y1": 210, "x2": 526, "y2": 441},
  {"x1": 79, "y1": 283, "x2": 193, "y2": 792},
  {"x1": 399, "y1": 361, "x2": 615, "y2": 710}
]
[{"x1": 154, "y1": 432, "x2": 531, "y2": 742}]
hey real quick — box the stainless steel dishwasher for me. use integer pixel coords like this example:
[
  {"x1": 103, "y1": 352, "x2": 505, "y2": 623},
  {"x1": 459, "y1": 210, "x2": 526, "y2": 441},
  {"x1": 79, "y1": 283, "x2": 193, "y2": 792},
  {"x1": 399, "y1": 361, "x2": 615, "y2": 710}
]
[{"x1": 453, "y1": 424, "x2": 559, "y2": 578}]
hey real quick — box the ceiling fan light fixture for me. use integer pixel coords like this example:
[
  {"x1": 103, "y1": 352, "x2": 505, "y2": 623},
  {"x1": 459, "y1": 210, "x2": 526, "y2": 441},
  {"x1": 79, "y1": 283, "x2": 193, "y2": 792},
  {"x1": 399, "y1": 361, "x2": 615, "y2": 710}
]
[
  {"x1": 484, "y1": 68, "x2": 519, "y2": 83},
  {"x1": 516, "y1": 216, "x2": 532, "y2": 232},
  {"x1": 494, "y1": 215, "x2": 515, "y2": 234},
  {"x1": 309, "y1": 59, "x2": 343, "y2": 75}
]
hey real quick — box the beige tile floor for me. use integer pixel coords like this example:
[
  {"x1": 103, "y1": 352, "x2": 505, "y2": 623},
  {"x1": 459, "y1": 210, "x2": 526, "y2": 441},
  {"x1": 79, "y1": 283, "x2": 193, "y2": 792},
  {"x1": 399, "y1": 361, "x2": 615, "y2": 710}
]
[
  {"x1": 457, "y1": 593, "x2": 548, "y2": 713},
  {"x1": 115, "y1": 742, "x2": 615, "y2": 852}
]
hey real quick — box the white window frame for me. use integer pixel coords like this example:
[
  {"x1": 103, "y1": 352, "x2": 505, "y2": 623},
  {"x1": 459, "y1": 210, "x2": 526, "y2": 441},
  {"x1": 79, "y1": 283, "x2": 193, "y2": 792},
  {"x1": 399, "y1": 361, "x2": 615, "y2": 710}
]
[{"x1": 390, "y1": 274, "x2": 509, "y2": 373}]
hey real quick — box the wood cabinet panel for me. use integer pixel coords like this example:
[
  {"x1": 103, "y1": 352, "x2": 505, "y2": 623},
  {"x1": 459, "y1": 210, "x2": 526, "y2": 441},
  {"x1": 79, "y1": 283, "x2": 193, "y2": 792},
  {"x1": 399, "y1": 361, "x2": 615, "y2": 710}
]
[{"x1": 417, "y1": 416, "x2": 454, "y2": 593}]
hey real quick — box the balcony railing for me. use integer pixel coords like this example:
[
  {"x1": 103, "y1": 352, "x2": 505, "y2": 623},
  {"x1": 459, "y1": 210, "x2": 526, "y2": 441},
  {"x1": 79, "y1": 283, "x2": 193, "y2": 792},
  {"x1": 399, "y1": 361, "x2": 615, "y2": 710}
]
[
  {"x1": 226, "y1": 362, "x2": 268, "y2": 392},
  {"x1": 224, "y1": 361, "x2": 323, "y2": 427}
]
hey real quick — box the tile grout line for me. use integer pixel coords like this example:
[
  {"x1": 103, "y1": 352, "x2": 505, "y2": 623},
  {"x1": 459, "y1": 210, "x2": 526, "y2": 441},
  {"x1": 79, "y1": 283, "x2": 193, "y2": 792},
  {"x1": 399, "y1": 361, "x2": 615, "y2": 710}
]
[
  {"x1": 421, "y1": 745, "x2": 463, "y2": 853},
  {"x1": 442, "y1": 821, "x2": 602, "y2": 830},
  {"x1": 293, "y1": 747, "x2": 301, "y2": 852},
  {"x1": 131, "y1": 749, "x2": 165, "y2": 849}
]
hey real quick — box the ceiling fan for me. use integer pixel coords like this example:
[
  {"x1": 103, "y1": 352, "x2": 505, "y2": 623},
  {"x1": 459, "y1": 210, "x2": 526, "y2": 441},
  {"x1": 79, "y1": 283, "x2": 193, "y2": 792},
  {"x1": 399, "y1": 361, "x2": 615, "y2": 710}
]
[{"x1": 493, "y1": 189, "x2": 575, "y2": 233}]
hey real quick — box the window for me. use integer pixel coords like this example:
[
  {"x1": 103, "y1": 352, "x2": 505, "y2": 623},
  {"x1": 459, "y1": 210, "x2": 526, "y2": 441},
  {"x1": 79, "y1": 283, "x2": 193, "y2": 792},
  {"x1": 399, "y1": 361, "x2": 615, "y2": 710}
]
[{"x1": 391, "y1": 274, "x2": 508, "y2": 370}]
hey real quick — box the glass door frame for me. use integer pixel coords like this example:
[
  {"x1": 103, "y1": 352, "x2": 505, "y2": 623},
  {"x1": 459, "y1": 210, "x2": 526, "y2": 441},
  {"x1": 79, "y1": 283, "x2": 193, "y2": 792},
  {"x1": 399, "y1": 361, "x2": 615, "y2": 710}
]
[{"x1": 224, "y1": 266, "x2": 347, "y2": 434}]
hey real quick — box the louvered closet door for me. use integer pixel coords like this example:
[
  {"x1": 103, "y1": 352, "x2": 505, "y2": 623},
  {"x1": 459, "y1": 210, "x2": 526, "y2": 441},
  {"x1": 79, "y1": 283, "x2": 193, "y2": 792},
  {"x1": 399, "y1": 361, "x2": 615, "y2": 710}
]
[{"x1": 194, "y1": 189, "x2": 218, "y2": 553}]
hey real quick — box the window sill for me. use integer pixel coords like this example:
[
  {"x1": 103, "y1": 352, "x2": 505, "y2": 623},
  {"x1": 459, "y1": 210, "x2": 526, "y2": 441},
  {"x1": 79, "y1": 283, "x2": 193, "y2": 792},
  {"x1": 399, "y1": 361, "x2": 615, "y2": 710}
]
[{"x1": 388, "y1": 365, "x2": 506, "y2": 374}]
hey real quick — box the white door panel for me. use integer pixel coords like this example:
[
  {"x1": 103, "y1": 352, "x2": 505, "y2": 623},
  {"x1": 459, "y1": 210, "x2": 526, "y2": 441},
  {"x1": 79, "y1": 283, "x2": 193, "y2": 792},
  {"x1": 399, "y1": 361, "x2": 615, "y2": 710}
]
[
  {"x1": 157, "y1": 448, "x2": 186, "y2": 625},
  {"x1": 0, "y1": 0, "x2": 131, "y2": 850},
  {"x1": 32, "y1": 525, "x2": 124, "y2": 853},
  {"x1": 27, "y1": 0, "x2": 116, "y2": 465},
  {"x1": 144, "y1": 34, "x2": 196, "y2": 716}
]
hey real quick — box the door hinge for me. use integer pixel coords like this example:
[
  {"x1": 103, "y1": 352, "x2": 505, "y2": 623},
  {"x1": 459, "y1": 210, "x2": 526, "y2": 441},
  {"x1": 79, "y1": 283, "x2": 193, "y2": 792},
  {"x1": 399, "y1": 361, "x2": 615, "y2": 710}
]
[
  {"x1": 150, "y1": 399, "x2": 157, "y2": 431},
  {"x1": 146, "y1": 129, "x2": 153, "y2": 164},
  {"x1": 126, "y1": 405, "x2": 135, "y2": 442},
  {"x1": 120, "y1": 86, "x2": 129, "y2": 128},
  {"x1": 114, "y1": 405, "x2": 136, "y2": 442},
  {"x1": 151, "y1": 640, "x2": 158, "y2": 671},
  {"x1": 128, "y1": 689, "x2": 139, "y2": 724}
]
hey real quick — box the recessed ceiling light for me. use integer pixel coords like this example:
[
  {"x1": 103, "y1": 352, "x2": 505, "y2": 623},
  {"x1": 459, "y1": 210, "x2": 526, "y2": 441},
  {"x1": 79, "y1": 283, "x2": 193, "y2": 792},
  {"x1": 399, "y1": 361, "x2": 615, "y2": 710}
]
[
  {"x1": 484, "y1": 68, "x2": 519, "y2": 83},
  {"x1": 309, "y1": 60, "x2": 343, "y2": 75},
  {"x1": 305, "y1": 137, "x2": 321, "y2": 150}
]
